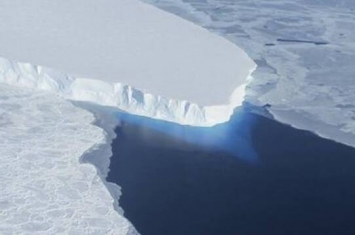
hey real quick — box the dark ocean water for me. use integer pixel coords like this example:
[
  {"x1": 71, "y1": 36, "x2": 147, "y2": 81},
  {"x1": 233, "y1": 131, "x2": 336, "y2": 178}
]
[{"x1": 107, "y1": 108, "x2": 355, "y2": 235}]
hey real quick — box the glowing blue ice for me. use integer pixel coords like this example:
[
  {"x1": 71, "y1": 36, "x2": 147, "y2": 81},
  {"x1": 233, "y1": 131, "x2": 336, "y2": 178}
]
[{"x1": 115, "y1": 107, "x2": 259, "y2": 163}]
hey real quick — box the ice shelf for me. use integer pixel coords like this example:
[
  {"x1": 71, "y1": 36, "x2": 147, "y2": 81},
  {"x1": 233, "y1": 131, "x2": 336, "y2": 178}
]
[{"x1": 0, "y1": 0, "x2": 256, "y2": 126}]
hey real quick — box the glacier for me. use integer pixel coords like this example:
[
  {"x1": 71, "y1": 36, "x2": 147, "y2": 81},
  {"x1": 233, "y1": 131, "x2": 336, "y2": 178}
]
[{"x1": 0, "y1": 0, "x2": 256, "y2": 126}]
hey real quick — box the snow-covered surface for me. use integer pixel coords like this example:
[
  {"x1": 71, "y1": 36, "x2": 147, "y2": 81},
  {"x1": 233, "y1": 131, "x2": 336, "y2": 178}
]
[
  {"x1": 142, "y1": 0, "x2": 355, "y2": 147},
  {"x1": 0, "y1": 0, "x2": 256, "y2": 126},
  {"x1": 0, "y1": 84, "x2": 138, "y2": 234}
]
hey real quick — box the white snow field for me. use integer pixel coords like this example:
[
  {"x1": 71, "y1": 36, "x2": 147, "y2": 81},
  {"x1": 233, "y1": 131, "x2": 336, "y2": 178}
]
[
  {"x1": 0, "y1": 0, "x2": 256, "y2": 126},
  {"x1": 0, "y1": 84, "x2": 138, "y2": 235},
  {"x1": 142, "y1": 0, "x2": 355, "y2": 148}
]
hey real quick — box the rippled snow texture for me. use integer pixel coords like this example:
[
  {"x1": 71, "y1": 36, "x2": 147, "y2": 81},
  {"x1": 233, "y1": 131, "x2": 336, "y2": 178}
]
[{"x1": 0, "y1": 84, "x2": 138, "y2": 234}]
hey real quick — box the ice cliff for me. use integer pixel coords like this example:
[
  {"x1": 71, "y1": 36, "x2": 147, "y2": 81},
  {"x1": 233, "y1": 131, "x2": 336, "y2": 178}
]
[{"x1": 0, "y1": 57, "x2": 255, "y2": 126}]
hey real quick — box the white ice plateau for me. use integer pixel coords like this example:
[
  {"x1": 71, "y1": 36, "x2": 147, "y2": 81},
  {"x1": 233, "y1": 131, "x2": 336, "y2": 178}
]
[{"x1": 0, "y1": 0, "x2": 256, "y2": 126}]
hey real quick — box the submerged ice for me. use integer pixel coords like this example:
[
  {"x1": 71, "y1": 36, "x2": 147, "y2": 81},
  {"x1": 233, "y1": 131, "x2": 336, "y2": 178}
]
[{"x1": 115, "y1": 107, "x2": 259, "y2": 163}]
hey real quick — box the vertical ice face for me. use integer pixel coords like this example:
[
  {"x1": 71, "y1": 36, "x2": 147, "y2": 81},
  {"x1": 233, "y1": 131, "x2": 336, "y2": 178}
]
[
  {"x1": 0, "y1": 57, "x2": 255, "y2": 126},
  {"x1": 0, "y1": 0, "x2": 256, "y2": 126}
]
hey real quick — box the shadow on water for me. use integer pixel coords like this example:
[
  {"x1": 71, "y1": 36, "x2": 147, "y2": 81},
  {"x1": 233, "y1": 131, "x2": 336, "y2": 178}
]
[{"x1": 107, "y1": 105, "x2": 355, "y2": 235}]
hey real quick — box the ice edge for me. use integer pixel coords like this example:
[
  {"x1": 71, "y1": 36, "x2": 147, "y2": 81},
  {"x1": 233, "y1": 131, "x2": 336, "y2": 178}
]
[
  {"x1": 76, "y1": 102, "x2": 140, "y2": 234},
  {"x1": 0, "y1": 56, "x2": 256, "y2": 126}
]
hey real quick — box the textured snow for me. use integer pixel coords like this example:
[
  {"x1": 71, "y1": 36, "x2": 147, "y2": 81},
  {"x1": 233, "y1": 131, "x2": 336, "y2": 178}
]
[
  {"x1": 143, "y1": 0, "x2": 355, "y2": 147},
  {"x1": 0, "y1": 84, "x2": 138, "y2": 234},
  {"x1": 0, "y1": 0, "x2": 256, "y2": 126}
]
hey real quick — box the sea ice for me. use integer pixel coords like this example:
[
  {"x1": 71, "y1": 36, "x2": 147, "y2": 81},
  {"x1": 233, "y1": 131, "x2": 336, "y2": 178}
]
[
  {"x1": 142, "y1": 0, "x2": 355, "y2": 147},
  {"x1": 0, "y1": 84, "x2": 138, "y2": 234}
]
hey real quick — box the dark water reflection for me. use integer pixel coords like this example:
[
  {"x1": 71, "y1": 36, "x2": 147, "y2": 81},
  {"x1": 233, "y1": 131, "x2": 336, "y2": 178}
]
[{"x1": 107, "y1": 108, "x2": 355, "y2": 235}]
